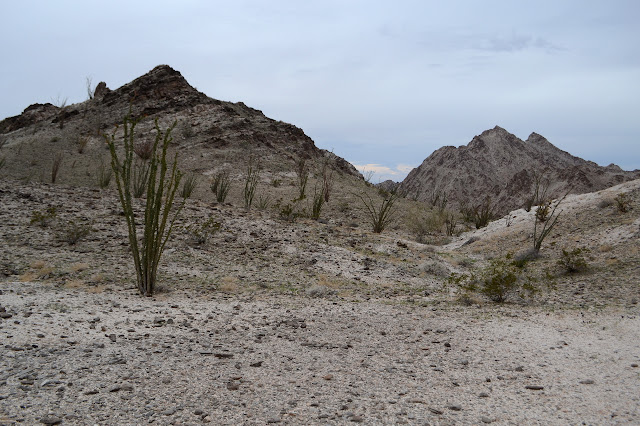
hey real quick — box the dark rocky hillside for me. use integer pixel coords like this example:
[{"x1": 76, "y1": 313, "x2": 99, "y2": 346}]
[
  {"x1": 399, "y1": 126, "x2": 640, "y2": 214},
  {"x1": 0, "y1": 65, "x2": 360, "y2": 192}
]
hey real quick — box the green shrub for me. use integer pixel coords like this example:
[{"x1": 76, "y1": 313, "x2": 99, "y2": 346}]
[
  {"x1": 58, "y1": 220, "x2": 93, "y2": 245},
  {"x1": 185, "y1": 217, "x2": 221, "y2": 245},
  {"x1": 557, "y1": 247, "x2": 589, "y2": 273},
  {"x1": 180, "y1": 174, "x2": 198, "y2": 199},
  {"x1": 30, "y1": 207, "x2": 57, "y2": 227},
  {"x1": 105, "y1": 113, "x2": 184, "y2": 297},
  {"x1": 448, "y1": 254, "x2": 537, "y2": 303},
  {"x1": 210, "y1": 171, "x2": 231, "y2": 203},
  {"x1": 243, "y1": 159, "x2": 260, "y2": 209}
]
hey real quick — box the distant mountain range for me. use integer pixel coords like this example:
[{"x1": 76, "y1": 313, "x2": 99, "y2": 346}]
[
  {"x1": 398, "y1": 126, "x2": 639, "y2": 214},
  {"x1": 1, "y1": 66, "x2": 637, "y2": 216}
]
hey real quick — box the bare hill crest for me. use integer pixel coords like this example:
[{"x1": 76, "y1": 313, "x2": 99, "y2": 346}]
[
  {"x1": 0, "y1": 65, "x2": 359, "y2": 191},
  {"x1": 399, "y1": 126, "x2": 639, "y2": 213}
]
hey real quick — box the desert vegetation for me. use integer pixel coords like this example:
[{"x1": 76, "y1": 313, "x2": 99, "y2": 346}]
[{"x1": 105, "y1": 113, "x2": 184, "y2": 296}]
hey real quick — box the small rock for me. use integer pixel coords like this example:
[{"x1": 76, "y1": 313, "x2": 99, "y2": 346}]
[
  {"x1": 250, "y1": 361, "x2": 263, "y2": 367},
  {"x1": 108, "y1": 334, "x2": 116, "y2": 342},
  {"x1": 631, "y1": 363, "x2": 638, "y2": 368},
  {"x1": 194, "y1": 409, "x2": 203, "y2": 415},
  {"x1": 579, "y1": 379, "x2": 594, "y2": 385},
  {"x1": 481, "y1": 416, "x2": 494, "y2": 423},
  {"x1": 525, "y1": 385, "x2": 544, "y2": 390},
  {"x1": 323, "y1": 374, "x2": 333, "y2": 381},
  {"x1": 350, "y1": 415, "x2": 364, "y2": 422},
  {"x1": 478, "y1": 392, "x2": 489, "y2": 398},
  {"x1": 448, "y1": 405, "x2": 462, "y2": 411},
  {"x1": 266, "y1": 418, "x2": 280, "y2": 423},
  {"x1": 428, "y1": 408, "x2": 443, "y2": 415},
  {"x1": 40, "y1": 416, "x2": 62, "y2": 425}
]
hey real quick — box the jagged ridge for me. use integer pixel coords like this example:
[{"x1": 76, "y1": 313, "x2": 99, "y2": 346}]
[{"x1": 400, "y1": 126, "x2": 640, "y2": 214}]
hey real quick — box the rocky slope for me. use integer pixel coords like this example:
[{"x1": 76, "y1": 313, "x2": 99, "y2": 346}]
[
  {"x1": 399, "y1": 126, "x2": 640, "y2": 214},
  {"x1": 0, "y1": 65, "x2": 360, "y2": 195}
]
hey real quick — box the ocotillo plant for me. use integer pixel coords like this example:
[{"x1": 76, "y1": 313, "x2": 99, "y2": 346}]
[{"x1": 105, "y1": 114, "x2": 184, "y2": 296}]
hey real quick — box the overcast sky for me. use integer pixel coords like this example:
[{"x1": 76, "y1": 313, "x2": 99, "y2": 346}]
[{"x1": 1, "y1": 1, "x2": 639, "y2": 181}]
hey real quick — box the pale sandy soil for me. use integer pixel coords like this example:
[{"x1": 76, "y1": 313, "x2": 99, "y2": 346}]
[{"x1": 1, "y1": 281, "x2": 639, "y2": 425}]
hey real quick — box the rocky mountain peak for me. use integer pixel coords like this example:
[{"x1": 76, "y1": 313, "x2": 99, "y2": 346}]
[
  {"x1": 400, "y1": 127, "x2": 640, "y2": 214},
  {"x1": 100, "y1": 64, "x2": 208, "y2": 113}
]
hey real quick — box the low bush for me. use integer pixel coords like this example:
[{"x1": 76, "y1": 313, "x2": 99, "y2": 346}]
[
  {"x1": 30, "y1": 207, "x2": 57, "y2": 227},
  {"x1": 58, "y1": 220, "x2": 93, "y2": 245},
  {"x1": 448, "y1": 254, "x2": 538, "y2": 303},
  {"x1": 557, "y1": 247, "x2": 589, "y2": 273},
  {"x1": 185, "y1": 217, "x2": 221, "y2": 245}
]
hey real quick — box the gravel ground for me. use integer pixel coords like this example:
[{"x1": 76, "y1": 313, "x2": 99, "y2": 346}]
[{"x1": 1, "y1": 281, "x2": 639, "y2": 425}]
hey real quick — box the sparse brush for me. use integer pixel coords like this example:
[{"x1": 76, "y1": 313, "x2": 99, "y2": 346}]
[
  {"x1": 30, "y1": 207, "x2": 57, "y2": 227},
  {"x1": 256, "y1": 195, "x2": 271, "y2": 211},
  {"x1": 472, "y1": 197, "x2": 497, "y2": 229},
  {"x1": 535, "y1": 200, "x2": 552, "y2": 222},
  {"x1": 58, "y1": 220, "x2": 93, "y2": 245},
  {"x1": 357, "y1": 189, "x2": 399, "y2": 233},
  {"x1": 557, "y1": 248, "x2": 589, "y2": 273},
  {"x1": 210, "y1": 171, "x2": 231, "y2": 203},
  {"x1": 132, "y1": 158, "x2": 150, "y2": 198},
  {"x1": 278, "y1": 201, "x2": 298, "y2": 222},
  {"x1": 321, "y1": 160, "x2": 334, "y2": 202},
  {"x1": 51, "y1": 153, "x2": 64, "y2": 183},
  {"x1": 134, "y1": 138, "x2": 153, "y2": 160},
  {"x1": 311, "y1": 184, "x2": 325, "y2": 220},
  {"x1": 244, "y1": 158, "x2": 260, "y2": 210},
  {"x1": 614, "y1": 193, "x2": 631, "y2": 213},
  {"x1": 75, "y1": 135, "x2": 89, "y2": 154},
  {"x1": 97, "y1": 161, "x2": 112, "y2": 188},
  {"x1": 296, "y1": 158, "x2": 309, "y2": 200},
  {"x1": 180, "y1": 174, "x2": 198, "y2": 199},
  {"x1": 444, "y1": 210, "x2": 458, "y2": 236},
  {"x1": 533, "y1": 191, "x2": 569, "y2": 253},
  {"x1": 185, "y1": 217, "x2": 221, "y2": 245},
  {"x1": 429, "y1": 189, "x2": 448, "y2": 212},
  {"x1": 524, "y1": 169, "x2": 551, "y2": 212}
]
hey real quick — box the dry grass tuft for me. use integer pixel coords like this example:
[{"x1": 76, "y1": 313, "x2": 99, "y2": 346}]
[{"x1": 219, "y1": 276, "x2": 239, "y2": 293}]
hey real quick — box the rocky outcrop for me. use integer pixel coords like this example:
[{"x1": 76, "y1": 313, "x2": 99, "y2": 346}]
[{"x1": 400, "y1": 126, "x2": 640, "y2": 214}]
